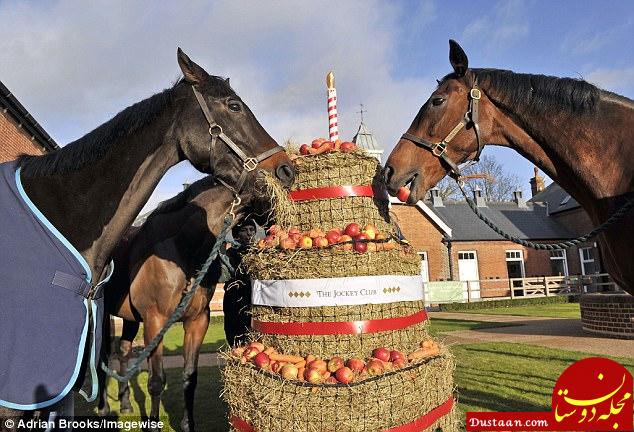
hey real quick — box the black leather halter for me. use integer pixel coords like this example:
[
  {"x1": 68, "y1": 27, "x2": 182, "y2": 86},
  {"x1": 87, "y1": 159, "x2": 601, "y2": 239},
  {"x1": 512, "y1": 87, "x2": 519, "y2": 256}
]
[
  {"x1": 191, "y1": 86, "x2": 285, "y2": 194},
  {"x1": 400, "y1": 82, "x2": 484, "y2": 179}
]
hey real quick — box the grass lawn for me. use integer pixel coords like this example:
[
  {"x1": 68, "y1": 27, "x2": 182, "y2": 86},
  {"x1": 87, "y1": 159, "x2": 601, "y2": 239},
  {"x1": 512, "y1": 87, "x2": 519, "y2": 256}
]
[
  {"x1": 428, "y1": 318, "x2": 517, "y2": 336},
  {"x1": 78, "y1": 342, "x2": 634, "y2": 431},
  {"x1": 457, "y1": 302, "x2": 580, "y2": 319}
]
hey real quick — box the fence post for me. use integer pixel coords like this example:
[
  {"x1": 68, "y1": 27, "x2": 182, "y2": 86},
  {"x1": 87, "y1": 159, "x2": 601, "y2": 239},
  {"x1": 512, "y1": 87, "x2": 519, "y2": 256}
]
[
  {"x1": 467, "y1": 281, "x2": 472, "y2": 303},
  {"x1": 544, "y1": 276, "x2": 549, "y2": 296},
  {"x1": 509, "y1": 279, "x2": 514, "y2": 299}
]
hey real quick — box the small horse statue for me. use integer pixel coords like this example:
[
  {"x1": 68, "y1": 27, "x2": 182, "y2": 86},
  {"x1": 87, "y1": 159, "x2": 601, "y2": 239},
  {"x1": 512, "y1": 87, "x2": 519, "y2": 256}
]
[
  {"x1": 0, "y1": 48, "x2": 294, "y2": 426},
  {"x1": 384, "y1": 40, "x2": 634, "y2": 295},
  {"x1": 97, "y1": 176, "x2": 267, "y2": 432}
]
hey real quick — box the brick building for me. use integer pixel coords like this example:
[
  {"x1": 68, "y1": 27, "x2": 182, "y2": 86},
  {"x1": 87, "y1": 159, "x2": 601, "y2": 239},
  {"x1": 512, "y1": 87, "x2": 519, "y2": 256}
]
[{"x1": 0, "y1": 80, "x2": 58, "y2": 162}]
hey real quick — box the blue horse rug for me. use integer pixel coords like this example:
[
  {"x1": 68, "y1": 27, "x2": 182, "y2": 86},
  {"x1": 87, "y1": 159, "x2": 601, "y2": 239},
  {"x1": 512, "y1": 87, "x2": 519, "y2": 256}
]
[{"x1": 0, "y1": 160, "x2": 112, "y2": 410}]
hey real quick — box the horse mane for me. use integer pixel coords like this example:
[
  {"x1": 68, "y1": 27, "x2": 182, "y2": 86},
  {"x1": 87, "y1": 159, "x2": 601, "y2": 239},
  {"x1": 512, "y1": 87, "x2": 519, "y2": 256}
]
[
  {"x1": 18, "y1": 75, "x2": 235, "y2": 178},
  {"x1": 443, "y1": 69, "x2": 604, "y2": 115}
]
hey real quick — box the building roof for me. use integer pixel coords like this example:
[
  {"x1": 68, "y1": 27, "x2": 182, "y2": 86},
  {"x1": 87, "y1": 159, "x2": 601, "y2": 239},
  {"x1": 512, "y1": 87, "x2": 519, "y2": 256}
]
[
  {"x1": 427, "y1": 200, "x2": 577, "y2": 241},
  {"x1": 352, "y1": 122, "x2": 379, "y2": 151},
  {"x1": 0, "y1": 80, "x2": 58, "y2": 152},
  {"x1": 528, "y1": 182, "x2": 580, "y2": 214}
]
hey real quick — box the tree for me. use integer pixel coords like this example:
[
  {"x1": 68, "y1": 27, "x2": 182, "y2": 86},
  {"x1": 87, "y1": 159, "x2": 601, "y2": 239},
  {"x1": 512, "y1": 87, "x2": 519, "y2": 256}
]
[{"x1": 431, "y1": 155, "x2": 523, "y2": 202}]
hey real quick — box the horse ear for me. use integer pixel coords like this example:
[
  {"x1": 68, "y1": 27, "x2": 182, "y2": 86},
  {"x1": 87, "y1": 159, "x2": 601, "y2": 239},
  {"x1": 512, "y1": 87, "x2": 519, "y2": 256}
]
[
  {"x1": 177, "y1": 47, "x2": 208, "y2": 85},
  {"x1": 449, "y1": 39, "x2": 468, "y2": 77}
]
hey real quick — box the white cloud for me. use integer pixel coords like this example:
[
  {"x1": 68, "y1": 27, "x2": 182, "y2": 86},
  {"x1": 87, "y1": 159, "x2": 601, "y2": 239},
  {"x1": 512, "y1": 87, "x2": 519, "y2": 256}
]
[
  {"x1": 585, "y1": 67, "x2": 634, "y2": 93},
  {"x1": 462, "y1": 0, "x2": 529, "y2": 52}
]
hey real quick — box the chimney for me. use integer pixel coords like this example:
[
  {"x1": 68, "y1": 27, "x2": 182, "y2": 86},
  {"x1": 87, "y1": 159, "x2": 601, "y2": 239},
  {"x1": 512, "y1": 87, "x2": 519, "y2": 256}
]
[
  {"x1": 472, "y1": 185, "x2": 486, "y2": 207},
  {"x1": 513, "y1": 189, "x2": 527, "y2": 207},
  {"x1": 183, "y1": 182, "x2": 191, "y2": 191},
  {"x1": 530, "y1": 166, "x2": 545, "y2": 197},
  {"x1": 430, "y1": 187, "x2": 444, "y2": 207}
]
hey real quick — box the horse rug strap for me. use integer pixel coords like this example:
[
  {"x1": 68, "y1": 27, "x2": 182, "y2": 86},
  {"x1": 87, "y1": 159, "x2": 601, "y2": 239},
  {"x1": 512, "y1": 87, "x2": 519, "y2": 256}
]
[{"x1": 0, "y1": 161, "x2": 112, "y2": 410}]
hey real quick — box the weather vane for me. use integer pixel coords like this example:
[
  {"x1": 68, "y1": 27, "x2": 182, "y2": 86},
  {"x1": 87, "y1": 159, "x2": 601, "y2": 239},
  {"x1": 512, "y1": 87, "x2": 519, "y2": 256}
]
[{"x1": 357, "y1": 104, "x2": 366, "y2": 123}]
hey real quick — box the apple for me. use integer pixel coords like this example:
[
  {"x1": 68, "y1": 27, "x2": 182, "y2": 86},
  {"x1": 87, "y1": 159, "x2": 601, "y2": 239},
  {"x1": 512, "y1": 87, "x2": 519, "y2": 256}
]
[
  {"x1": 346, "y1": 358, "x2": 365, "y2": 373},
  {"x1": 325, "y1": 376, "x2": 338, "y2": 385},
  {"x1": 304, "y1": 367, "x2": 323, "y2": 384},
  {"x1": 397, "y1": 186, "x2": 411, "y2": 202},
  {"x1": 344, "y1": 223, "x2": 361, "y2": 237},
  {"x1": 393, "y1": 358, "x2": 408, "y2": 369},
  {"x1": 268, "y1": 225, "x2": 282, "y2": 235},
  {"x1": 281, "y1": 364, "x2": 299, "y2": 380},
  {"x1": 290, "y1": 233, "x2": 302, "y2": 245},
  {"x1": 299, "y1": 236, "x2": 313, "y2": 249},
  {"x1": 312, "y1": 138, "x2": 327, "y2": 148},
  {"x1": 325, "y1": 230, "x2": 341, "y2": 245},
  {"x1": 367, "y1": 359, "x2": 384, "y2": 376},
  {"x1": 288, "y1": 227, "x2": 301, "y2": 235},
  {"x1": 314, "y1": 236, "x2": 329, "y2": 248},
  {"x1": 327, "y1": 357, "x2": 345, "y2": 373},
  {"x1": 340, "y1": 141, "x2": 356, "y2": 152},
  {"x1": 299, "y1": 144, "x2": 311, "y2": 155},
  {"x1": 307, "y1": 360, "x2": 328, "y2": 374},
  {"x1": 280, "y1": 237, "x2": 296, "y2": 250},
  {"x1": 271, "y1": 361, "x2": 286, "y2": 374},
  {"x1": 243, "y1": 347, "x2": 260, "y2": 360},
  {"x1": 335, "y1": 367, "x2": 354, "y2": 384},
  {"x1": 339, "y1": 235, "x2": 353, "y2": 251},
  {"x1": 248, "y1": 341, "x2": 265, "y2": 352},
  {"x1": 264, "y1": 235, "x2": 279, "y2": 248},
  {"x1": 322, "y1": 141, "x2": 335, "y2": 151},
  {"x1": 363, "y1": 224, "x2": 378, "y2": 240},
  {"x1": 390, "y1": 350, "x2": 405, "y2": 362},
  {"x1": 372, "y1": 347, "x2": 391, "y2": 362},
  {"x1": 253, "y1": 352, "x2": 270, "y2": 369},
  {"x1": 353, "y1": 240, "x2": 368, "y2": 253}
]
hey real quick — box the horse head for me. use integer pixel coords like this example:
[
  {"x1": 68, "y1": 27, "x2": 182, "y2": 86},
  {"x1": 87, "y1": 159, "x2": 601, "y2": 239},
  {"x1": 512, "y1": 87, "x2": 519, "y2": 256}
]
[
  {"x1": 385, "y1": 40, "x2": 496, "y2": 203},
  {"x1": 173, "y1": 49, "x2": 295, "y2": 196}
]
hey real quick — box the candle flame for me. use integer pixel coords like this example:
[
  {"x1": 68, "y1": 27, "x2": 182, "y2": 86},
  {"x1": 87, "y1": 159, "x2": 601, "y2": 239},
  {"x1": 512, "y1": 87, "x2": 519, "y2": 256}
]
[{"x1": 326, "y1": 71, "x2": 335, "y2": 89}]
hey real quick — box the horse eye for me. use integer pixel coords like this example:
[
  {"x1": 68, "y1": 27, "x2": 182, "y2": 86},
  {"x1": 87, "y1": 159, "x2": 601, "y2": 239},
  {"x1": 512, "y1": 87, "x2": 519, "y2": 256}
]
[
  {"x1": 228, "y1": 101, "x2": 242, "y2": 112},
  {"x1": 432, "y1": 97, "x2": 445, "y2": 106}
]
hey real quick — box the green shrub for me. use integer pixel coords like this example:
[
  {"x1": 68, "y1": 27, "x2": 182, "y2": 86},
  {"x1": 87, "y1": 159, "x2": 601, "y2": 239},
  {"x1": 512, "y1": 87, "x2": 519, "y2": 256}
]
[{"x1": 438, "y1": 295, "x2": 577, "y2": 311}]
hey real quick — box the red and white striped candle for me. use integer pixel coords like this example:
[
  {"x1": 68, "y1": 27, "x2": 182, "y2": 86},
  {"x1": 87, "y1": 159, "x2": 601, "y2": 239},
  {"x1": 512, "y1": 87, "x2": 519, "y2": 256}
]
[{"x1": 326, "y1": 71, "x2": 339, "y2": 141}]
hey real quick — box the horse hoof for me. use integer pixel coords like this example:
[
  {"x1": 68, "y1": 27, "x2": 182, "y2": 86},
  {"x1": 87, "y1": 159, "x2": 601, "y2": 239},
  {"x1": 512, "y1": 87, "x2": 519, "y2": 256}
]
[{"x1": 98, "y1": 407, "x2": 110, "y2": 416}]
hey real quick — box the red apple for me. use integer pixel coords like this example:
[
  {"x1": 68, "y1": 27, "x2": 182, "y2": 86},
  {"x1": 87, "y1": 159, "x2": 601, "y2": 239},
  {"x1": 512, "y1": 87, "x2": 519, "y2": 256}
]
[
  {"x1": 367, "y1": 359, "x2": 384, "y2": 376},
  {"x1": 288, "y1": 226, "x2": 301, "y2": 235},
  {"x1": 390, "y1": 350, "x2": 405, "y2": 362},
  {"x1": 325, "y1": 376, "x2": 338, "y2": 385},
  {"x1": 271, "y1": 361, "x2": 286, "y2": 374},
  {"x1": 393, "y1": 358, "x2": 408, "y2": 369},
  {"x1": 243, "y1": 347, "x2": 259, "y2": 360},
  {"x1": 268, "y1": 225, "x2": 282, "y2": 235},
  {"x1": 312, "y1": 138, "x2": 327, "y2": 148},
  {"x1": 325, "y1": 230, "x2": 342, "y2": 245},
  {"x1": 372, "y1": 347, "x2": 391, "y2": 362},
  {"x1": 314, "y1": 236, "x2": 329, "y2": 248},
  {"x1": 335, "y1": 367, "x2": 354, "y2": 384},
  {"x1": 344, "y1": 223, "x2": 361, "y2": 237},
  {"x1": 327, "y1": 357, "x2": 345, "y2": 373},
  {"x1": 299, "y1": 236, "x2": 313, "y2": 249},
  {"x1": 304, "y1": 367, "x2": 323, "y2": 384},
  {"x1": 308, "y1": 359, "x2": 328, "y2": 374},
  {"x1": 263, "y1": 235, "x2": 279, "y2": 248},
  {"x1": 322, "y1": 141, "x2": 335, "y2": 152},
  {"x1": 353, "y1": 241, "x2": 368, "y2": 253},
  {"x1": 280, "y1": 237, "x2": 296, "y2": 250},
  {"x1": 248, "y1": 341, "x2": 265, "y2": 352},
  {"x1": 281, "y1": 364, "x2": 299, "y2": 380},
  {"x1": 340, "y1": 141, "x2": 356, "y2": 152},
  {"x1": 397, "y1": 186, "x2": 411, "y2": 202},
  {"x1": 299, "y1": 144, "x2": 311, "y2": 155},
  {"x1": 346, "y1": 358, "x2": 365, "y2": 373},
  {"x1": 362, "y1": 224, "x2": 377, "y2": 240},
  {"x1": 290, "y1": 233, "x2": 302, "y2": 245},
  {"x1": 253, "y1": 352, "x2": 270, "y2": 369}
]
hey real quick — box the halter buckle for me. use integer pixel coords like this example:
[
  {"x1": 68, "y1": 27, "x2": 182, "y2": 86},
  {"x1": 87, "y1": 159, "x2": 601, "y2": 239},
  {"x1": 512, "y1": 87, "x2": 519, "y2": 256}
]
[
  {"x1": 209, "y1": 125, "x2": 222, "y2": 137},
  {"x1": 243, "y1": 158, "x2": 258, "y2": 172},
  {"x1": 470, "y1": 88, "x2": 481, "y2": 100},
  {"x1": 432, "y1": 142, "x2": 447, "y2": 157}
]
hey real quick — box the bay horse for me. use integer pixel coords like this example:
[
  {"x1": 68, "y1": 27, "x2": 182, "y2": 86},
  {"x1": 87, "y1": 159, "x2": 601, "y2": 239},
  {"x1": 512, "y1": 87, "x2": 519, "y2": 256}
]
[
  {"x1": 97, "y1": 176, "x2": 263, "y2": 432},
  {"x1": 0, "y1": 48, "x2": 294, "y2": 424},
  {"x1": 384, "y1": 40, "x2": 634, "y2": 295}
]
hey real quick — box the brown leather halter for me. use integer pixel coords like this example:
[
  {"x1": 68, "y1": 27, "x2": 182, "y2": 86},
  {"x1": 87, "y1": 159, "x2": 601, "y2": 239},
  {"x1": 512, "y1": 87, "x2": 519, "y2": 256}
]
[
  {"x1": 191, "y1": 86, "x2": 285, "y2": 194},
  {"x1": 400, "y1": 82, "x2": 483, "y2": 179}
]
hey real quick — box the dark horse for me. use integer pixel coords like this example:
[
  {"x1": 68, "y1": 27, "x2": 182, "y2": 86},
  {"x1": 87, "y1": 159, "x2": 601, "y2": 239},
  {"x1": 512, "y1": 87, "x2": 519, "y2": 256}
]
[
  {"x1": 0, "y1": 48, "x2": 294, "y2": 423},
  {"x1": 97, "y1": 176, "x2": 260, "y2": 432},
  {"x1": 384, "y1": 40, "x2": 634, "y2": 295}
]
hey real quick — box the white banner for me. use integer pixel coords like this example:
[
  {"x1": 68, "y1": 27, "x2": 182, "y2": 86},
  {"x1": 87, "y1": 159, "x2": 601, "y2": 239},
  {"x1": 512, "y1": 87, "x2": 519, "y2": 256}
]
[{"x1": 251, "y1": 275, "x2": 423, "y2": 308}]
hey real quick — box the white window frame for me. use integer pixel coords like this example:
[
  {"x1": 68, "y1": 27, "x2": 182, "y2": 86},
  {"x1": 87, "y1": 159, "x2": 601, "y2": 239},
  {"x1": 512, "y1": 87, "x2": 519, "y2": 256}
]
[
  {"x1": 579, "y1": 247, "x2": 596, "y2": 275},
  {"x1": 549, "y1": 250, "x2": 569, "y2": 277},
  {"x1": 505, "y1": 249, "x2": 526, "y2": 278},
  {"x1": 418, "y1": 251, "x2": 429, "y2": 282}
]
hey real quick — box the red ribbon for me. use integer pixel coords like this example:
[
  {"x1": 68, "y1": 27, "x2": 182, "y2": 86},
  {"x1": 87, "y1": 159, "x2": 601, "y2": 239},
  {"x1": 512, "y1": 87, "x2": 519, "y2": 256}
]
[
  {"x1": 289, "y1": 185, "x2": 379, "y2": 202},
  {"x1": 231, "y1": 397, "x2": 453, "y2": 432},
  {"x1": 251, "y1": 310, "x2": 427, "y2": 336}
]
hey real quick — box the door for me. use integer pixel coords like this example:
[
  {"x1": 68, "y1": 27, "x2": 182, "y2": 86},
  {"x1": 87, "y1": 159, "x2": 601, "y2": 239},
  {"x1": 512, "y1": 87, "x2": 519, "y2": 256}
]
[
  {"x1": 419, "y1": 252, "x2": 429, "y2": 283},
  {"x1": 458, "y1": 251, "x2": 480, "y2": 300}
]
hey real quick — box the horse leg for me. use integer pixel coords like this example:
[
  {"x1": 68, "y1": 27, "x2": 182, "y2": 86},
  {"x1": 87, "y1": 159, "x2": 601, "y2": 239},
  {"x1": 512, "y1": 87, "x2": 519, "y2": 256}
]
[
  {"x1": 180, "y1": 312, "x2": 210, "y2": 432},
  {"x1": 97, "y1": 315, "x2": 112, "y2": 416},
  {"x1": 118, "y1": 320, "x2": 140, "y2": 414},
  {"x1": 144, "y1": 316, "x2": 166, "y2": 429}
]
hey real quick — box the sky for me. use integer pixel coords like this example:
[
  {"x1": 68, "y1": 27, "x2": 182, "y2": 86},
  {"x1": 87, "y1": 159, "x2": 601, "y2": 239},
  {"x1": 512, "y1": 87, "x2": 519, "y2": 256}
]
[{"x1": 1, "y1": 0, "x2": 633, "y2": 213}]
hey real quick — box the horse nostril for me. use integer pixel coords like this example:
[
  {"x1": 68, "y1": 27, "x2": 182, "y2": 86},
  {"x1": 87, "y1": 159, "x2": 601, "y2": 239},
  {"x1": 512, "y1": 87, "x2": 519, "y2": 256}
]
[
  {"x1": 383, "y1": 165, "x2": 394, "y2": 185},
  {"x1": 276, "y1": 164, "x2": 295, "y2": 187}
]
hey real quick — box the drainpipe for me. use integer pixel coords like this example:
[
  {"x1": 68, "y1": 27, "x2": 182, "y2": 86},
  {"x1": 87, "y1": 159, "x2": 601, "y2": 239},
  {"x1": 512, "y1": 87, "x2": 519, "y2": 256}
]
[{"x1": 442, "y1": 235, "x2": 454, "y2": 280}]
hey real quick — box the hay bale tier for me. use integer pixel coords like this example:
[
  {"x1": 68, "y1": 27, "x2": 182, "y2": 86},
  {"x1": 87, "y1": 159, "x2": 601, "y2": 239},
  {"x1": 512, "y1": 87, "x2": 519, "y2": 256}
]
[{"x1": 223, "y1": 151, "x2": 458, "y2": 431}]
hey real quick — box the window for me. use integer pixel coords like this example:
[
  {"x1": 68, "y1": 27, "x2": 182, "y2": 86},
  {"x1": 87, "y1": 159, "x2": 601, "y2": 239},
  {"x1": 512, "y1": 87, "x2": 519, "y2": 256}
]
[
  {"x1": 506, "y1": 251, "x2": 522, "y2": 260},
  {"x1": 506, "y1": 250, "x2": 525, "y2": 294},
  {"x1": 579, "y1": 247, "x2": 598, "y2": 276},
  {"x1": 549, "y1": 250, "x2": 568, "y2": 276},
  {"x1": 458, "y1": 252, "x2": 475, "y2": 260}
]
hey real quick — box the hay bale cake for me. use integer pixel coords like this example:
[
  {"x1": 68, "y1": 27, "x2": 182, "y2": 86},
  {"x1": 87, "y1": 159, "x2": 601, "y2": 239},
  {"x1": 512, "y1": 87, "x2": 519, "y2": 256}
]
[{"x1": 222, "y1": 148, "x2": 459, "y2": 432}]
